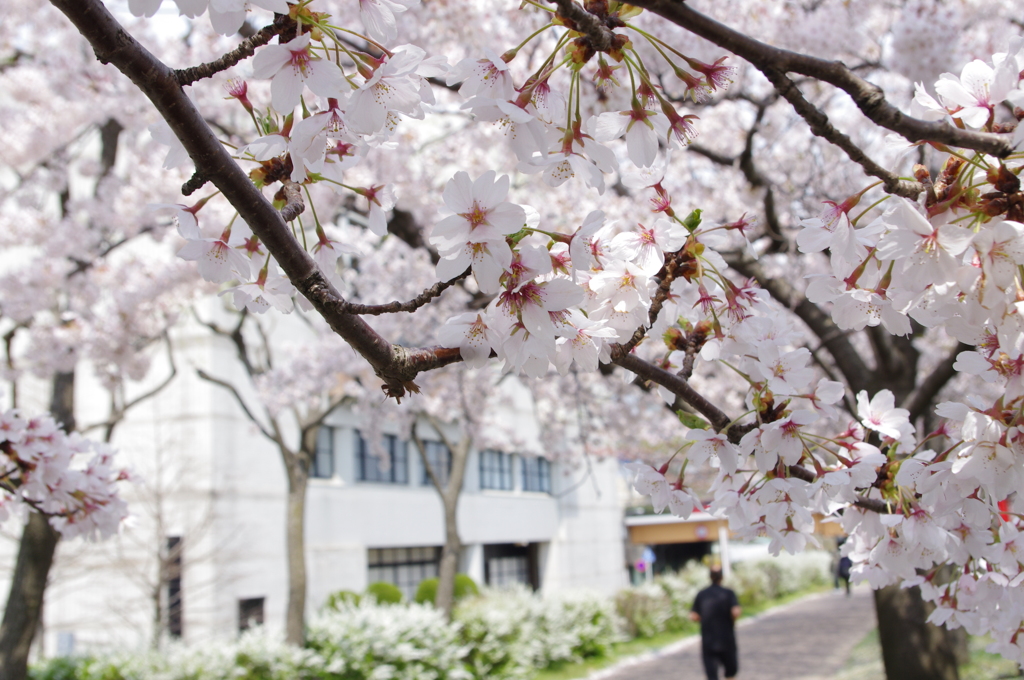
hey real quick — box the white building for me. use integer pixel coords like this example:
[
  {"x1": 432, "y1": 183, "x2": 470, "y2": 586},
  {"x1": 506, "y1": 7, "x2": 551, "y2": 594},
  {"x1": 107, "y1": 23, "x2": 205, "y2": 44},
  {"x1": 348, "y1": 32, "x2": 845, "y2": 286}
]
[{"x1": 1, "y1": 309, "x2": 630, "y2": 655}]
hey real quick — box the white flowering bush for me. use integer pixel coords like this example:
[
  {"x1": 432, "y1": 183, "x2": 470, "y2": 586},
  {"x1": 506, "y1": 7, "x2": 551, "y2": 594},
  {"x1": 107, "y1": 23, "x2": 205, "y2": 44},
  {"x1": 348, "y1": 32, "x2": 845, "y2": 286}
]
[
  {"x1": 32, "y1": 559, "x2": 826, "y2": 680},
  {"x1": 654, "y1": 562, "x2": 709, "y2": 630},
  {"x1": 455, "y1": 588, "x2": 543, "y2": 680},
  {"x1": 616, "y1": 552, "x2": 832, "y2": 638},
  {"x1": 535, "y1": 590, "x2": 619, "y2": 663},
  {"x1": 307, "y1": 601, "x2": 471, "y2": 680},
  {"x1": 31, "y1": 629, "x2": 325, "y2": 680},
  {"x1": 453, "y1": 586, "x2": 618, "y2": 678},
  {"x1": 614, "y1": 581, "x2": 673, "y2": 638},
  {"x1": 731, "y1": 552, "x2": 832, "y2": 606}
]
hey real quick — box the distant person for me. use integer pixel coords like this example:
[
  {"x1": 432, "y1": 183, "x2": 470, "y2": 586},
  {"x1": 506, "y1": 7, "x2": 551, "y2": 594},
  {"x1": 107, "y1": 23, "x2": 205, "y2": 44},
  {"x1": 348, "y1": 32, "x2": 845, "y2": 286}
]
[
  {"x1": 690, "y1": 567, "x2": 741, "y2": 680},
  {"x1": 836, "y1": 555, "x2": 852, "y2": 596}
]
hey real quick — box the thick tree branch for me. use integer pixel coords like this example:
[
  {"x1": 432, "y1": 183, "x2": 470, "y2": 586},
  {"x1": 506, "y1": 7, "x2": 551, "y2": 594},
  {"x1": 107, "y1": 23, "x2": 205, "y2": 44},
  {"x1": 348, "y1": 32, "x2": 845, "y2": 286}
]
[
  {"x1": 628, "y1": 0, "x2": 1014, "y2": 158},
  {"x1": 549, "y1": 0, "x2": 615, "y2": 51},
  {"x1": 902, "y1": 343, "x2": 971, "y2": 423},
  {"x1": 761, "y1": 67, "x2": 923, "y2": 198},
  {"x1": 612, "y1": 352, "x2": 735, "y2": 437},
  {"x1": 50, "y1": 0, "x2": 454, "y2": 398}
]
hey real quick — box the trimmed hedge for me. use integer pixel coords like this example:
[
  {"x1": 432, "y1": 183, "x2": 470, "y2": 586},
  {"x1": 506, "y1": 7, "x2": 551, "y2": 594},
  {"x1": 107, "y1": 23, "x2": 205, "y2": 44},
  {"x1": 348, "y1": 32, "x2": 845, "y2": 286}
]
[{"x1": 413, "y1": 573, "x2": 480, "y2": 605}]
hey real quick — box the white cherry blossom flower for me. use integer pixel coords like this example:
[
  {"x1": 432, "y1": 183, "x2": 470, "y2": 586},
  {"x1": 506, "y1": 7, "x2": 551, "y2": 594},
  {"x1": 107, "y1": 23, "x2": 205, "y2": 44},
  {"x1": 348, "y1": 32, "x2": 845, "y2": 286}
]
[
  {"x1": 625, "y1": 462, "x2": 671, "y2": 513},
  {"x1": 609, "y1": 218, "x2": 688, "y2": 275},
  {"x1": 177, "y1": 228, "x2": 250, "y2": 283},
  {"x1": 438, "y1": 311, "x2": 504, "y2": 368},
  {"x1": 347, "y1": 45, "x2": 431, "y2": 135},
  {"x1": 856, "y1": 389, "x2": 909, "y2": 440},
  {"x1": 591, "y1": 106, "x2": 669, "y2": 168},
  {"x1": 934, "y1": 59, "x2": 1017, "y2": 128},
  {"x1": 358, "y1": 0, "x2": 417, "y2": 44},
  {"x1": 251, "y1": 34, "x2": 347, "y2": 115},
  {"x1": 447, "y1": 47, "x2": 515, "y2": 100}
]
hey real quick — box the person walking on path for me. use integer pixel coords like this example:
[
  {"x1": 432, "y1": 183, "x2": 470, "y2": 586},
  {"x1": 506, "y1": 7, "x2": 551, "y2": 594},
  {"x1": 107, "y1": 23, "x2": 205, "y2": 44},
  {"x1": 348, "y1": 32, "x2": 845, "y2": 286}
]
[{"x1": 690, "y1": 567, "x2": 741, "y2": 680}]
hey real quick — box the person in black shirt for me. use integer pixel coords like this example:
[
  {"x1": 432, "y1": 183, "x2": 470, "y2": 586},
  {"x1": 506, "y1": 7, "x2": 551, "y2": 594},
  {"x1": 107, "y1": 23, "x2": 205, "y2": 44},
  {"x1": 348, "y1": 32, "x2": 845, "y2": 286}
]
[{"x1": 690, "y1": 567, "x2": 741, "y2": 680}]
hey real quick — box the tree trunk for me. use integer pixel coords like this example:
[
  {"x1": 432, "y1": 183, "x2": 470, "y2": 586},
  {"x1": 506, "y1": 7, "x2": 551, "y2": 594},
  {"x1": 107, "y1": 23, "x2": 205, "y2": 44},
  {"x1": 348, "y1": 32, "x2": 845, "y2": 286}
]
[
  {"x1": 414, "y1": 421, "x2": 469, "y2": 620},
  {"x1": 435, "y1": 501, "x2": 462, "y2": 620},
  {"x1": 0, "y1": 371, "x2": 74, "y2": 679},
  {"x1": 0, "y1": 514, "x2": 61, "y2": 680},
  {"x1": 875, "y1": 584, "x2": 960, "y2": 680},
  {"x1": 283, "y1": 458, "x2": 309, "y2": 645}
]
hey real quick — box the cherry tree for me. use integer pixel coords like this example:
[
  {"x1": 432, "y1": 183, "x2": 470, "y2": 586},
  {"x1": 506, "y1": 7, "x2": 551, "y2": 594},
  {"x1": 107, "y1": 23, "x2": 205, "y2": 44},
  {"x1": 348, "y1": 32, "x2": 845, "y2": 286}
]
[
  {"x1": 0, "y1": 6, "x2": 204, "y2": 672},
  {"x1": 8, "y1": 0, "x2": 1024, "y2": 679}
]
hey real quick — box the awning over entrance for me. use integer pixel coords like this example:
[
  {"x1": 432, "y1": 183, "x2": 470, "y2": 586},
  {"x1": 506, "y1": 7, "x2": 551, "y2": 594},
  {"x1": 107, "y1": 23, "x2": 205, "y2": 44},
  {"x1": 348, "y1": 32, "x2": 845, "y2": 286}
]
[{"x1": 625, "y1": 511, "x2": 845, "y2": 545}]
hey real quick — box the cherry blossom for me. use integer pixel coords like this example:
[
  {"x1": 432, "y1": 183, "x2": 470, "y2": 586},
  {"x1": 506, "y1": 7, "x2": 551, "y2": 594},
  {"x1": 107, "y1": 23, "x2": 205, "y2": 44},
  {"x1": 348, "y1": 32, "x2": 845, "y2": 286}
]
[
  {"x1": 359, "y1": 0, "x2": 417, "y2": 44},
  {"x1": 251, "y1": 34, "x2": 347, "y2": 115}
]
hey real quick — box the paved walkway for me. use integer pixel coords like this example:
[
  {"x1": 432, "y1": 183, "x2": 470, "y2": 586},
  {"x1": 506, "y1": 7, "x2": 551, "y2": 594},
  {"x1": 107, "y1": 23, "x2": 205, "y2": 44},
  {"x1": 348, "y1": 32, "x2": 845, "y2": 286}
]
[{"x1": 590, "y1": 587, "x2": 876, "y2": 680}]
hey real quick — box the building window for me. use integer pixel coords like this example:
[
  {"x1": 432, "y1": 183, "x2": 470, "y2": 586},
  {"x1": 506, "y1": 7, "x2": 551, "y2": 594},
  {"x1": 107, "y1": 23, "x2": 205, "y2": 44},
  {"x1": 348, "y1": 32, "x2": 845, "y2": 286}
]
[
  {"x1": 421, "y1": 440, "x2": 452, "y2": 488},
  {"x1": 238, "y1": 597, "x2": 265, "y2": 632},
  {"x1": 311, "y1": 426, "x2": 334, "y2": 479},
  {"x1": 479, "y1": 449, "x2": 513, "y2": 490},
  {"x1": 484, "y1": 543, "x2": 539, "y2": 589},
  {"x1": 166, "y1": 536, "x2": 183, "y2": 638},
  {"x1": 367, "y1": 546, "x2": 441, "y2": 600},
  {"x1": 356, "y1": 432, "x2": 408, "y2": 484},
  {"x1": 522, "y1": 456, "x2": 551, "y2": 493}
]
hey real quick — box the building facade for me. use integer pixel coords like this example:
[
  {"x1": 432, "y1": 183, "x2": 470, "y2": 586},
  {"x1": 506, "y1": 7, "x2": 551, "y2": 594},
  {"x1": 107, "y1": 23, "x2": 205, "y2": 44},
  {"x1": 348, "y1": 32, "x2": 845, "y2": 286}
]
[{"x1": 0, "y1": 310, "x2": 629, "y2": 655}]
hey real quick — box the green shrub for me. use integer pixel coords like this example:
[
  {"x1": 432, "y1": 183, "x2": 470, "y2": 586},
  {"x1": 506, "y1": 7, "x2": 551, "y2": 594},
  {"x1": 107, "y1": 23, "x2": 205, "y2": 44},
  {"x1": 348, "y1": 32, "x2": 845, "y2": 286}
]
[
  {"x1": 29, "y1": 657, "x2": 87, "y2": 680},
  {"x1": 414, "y1": 573, "x2": 480, "y2": 605},
  {"x1": 364, "y1": 581, "x2": 403, "y2": 604},
  {"x1": 322, "y1": 589, "x2": 361, "y2": 610}
]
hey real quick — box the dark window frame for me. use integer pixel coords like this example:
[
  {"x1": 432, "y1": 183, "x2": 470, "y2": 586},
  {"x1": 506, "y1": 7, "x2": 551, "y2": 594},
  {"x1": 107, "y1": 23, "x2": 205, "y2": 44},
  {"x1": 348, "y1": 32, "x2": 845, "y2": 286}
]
[
  {"x1": 479, "y1": 449, "x2": 514, "y2": 490},
  {"x1": 238, "y1": 597, "x2": 265, "y2": 633},
  {"x1": 420, "y1": 440, "x2": 452, "y2": 487},
  {"x1": 367, "y1": 546, "x2": 441, "y2": 600},
  {"x1": 166, "y1": 536, "x2": 183, "y2": 638},
  {"x1": 522, "y1": 456, "x2": 552, "y2": 493},
  {"x1": 356, "y1": 431, "x2": 409, "y2": 484},
  {"x1": 311, "y1": 425, "x2": 335, "y2": 479}
]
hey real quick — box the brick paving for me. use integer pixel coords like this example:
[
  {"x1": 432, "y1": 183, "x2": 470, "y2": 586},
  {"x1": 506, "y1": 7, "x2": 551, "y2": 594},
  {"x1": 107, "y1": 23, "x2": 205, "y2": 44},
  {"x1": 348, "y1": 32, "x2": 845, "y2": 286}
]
[{"x1": 590, "y1": 587, "x2": 877, "y2": 680}]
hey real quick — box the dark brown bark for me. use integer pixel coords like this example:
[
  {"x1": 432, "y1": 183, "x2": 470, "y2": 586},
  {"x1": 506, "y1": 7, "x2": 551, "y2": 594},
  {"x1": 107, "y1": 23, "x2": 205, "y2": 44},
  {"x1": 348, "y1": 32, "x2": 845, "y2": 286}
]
[
  {"x1": 874, "y1": 585, "x2": 960, "y2": 680},
  {"x1": 0, "y1": 372, "x2": 74, "y2": 680},
  {"x1": 0, "y1": 514, "x2": 60, "y2": 680}
]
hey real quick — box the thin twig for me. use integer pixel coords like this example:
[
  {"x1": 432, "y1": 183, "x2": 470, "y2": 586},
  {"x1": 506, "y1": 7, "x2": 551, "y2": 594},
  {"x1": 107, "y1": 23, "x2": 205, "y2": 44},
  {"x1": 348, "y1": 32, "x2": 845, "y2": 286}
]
[
  {"x1": 341, "y1": 269, "x2": 471, "y2": 315},
  {"x1": 175, "y1": 21, "x2": 284, "y2": 86},
  {"x1": 280, "y1": 179, "x2": 305, "y2": 222}
]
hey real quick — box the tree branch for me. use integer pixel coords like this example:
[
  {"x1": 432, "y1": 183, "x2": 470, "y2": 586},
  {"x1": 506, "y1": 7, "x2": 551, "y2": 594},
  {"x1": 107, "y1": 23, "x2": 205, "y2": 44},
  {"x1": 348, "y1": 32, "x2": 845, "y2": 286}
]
[
  {"x1": 196, "y1": 368, "x2": 277, "y2": 443},
  {"x1": 175, "y1": 21, "x2": 283, "y2": 86},
  {"x1": 787, "y1": 464, "x2": 893, "y2": 513},
  {"x1": 627, "y1": 0, "x2": 1014, "y2": 158},
  {"x1": 902, "y1": 342, "x2": 970, "y2": 423},
  {"x1": 548, "y1": 0, "x2": 614, "y2": 51},
  {"x1": 341, "y1": 268, "x2": 470, "y2": 315},
  {"x1": 279, "y1": 179, "x2": 305, "y2": 222},
  {"x1": 761, "y1": 67, "x2": 923, "y2": 198},
  {"x1": 611, "y1": 352, "x2": 735, "y2": 437},
  {"x1": 49, "y1": 0, "x2": 454, "y2": 398}
]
